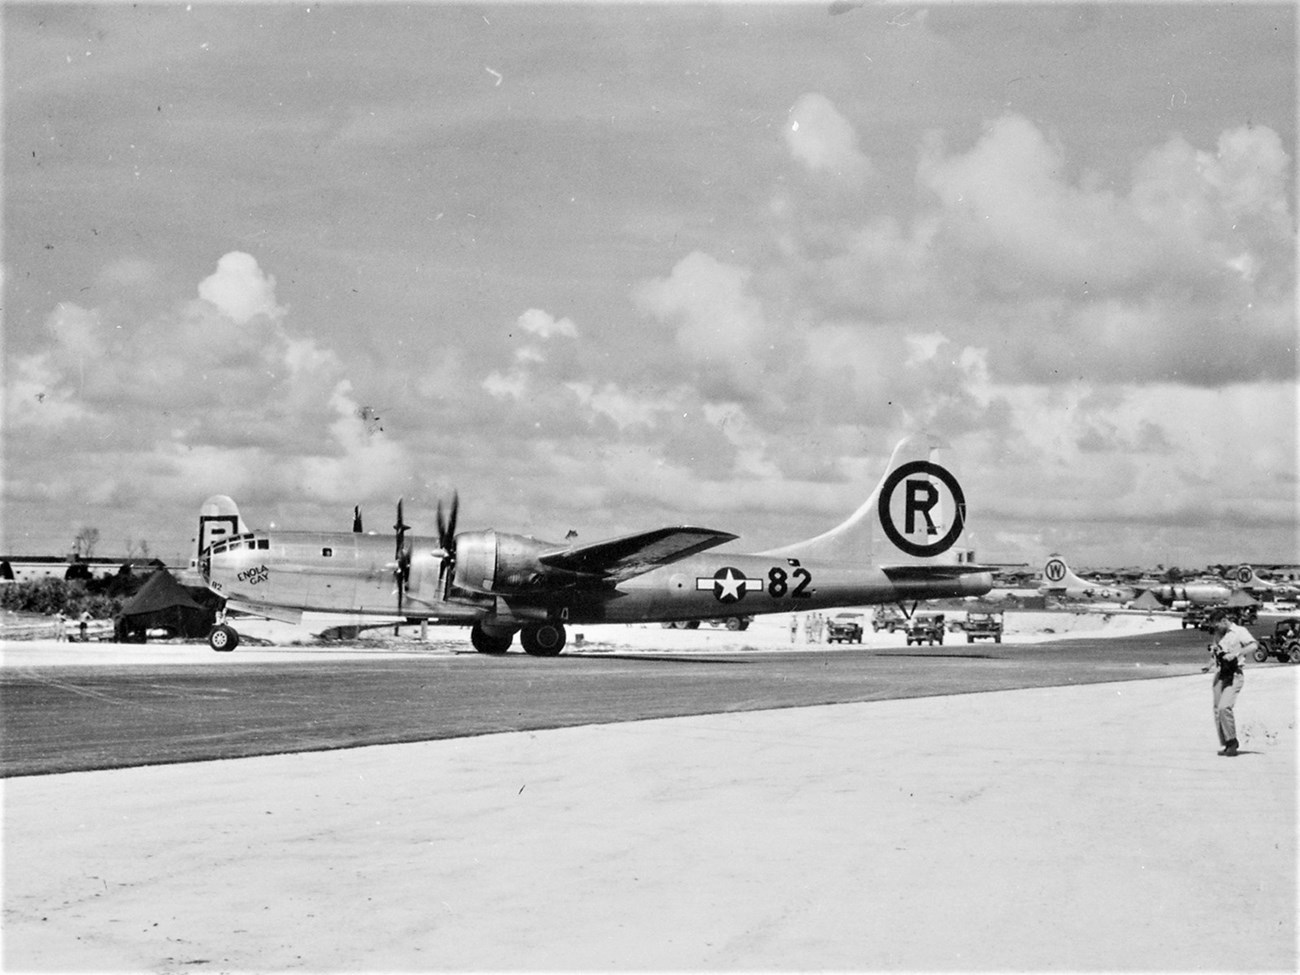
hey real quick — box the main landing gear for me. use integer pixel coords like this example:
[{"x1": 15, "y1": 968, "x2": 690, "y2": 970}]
[
  {"x1": 470, "y1": 621, "x2": 567, "y2": 656},
  {"x1": 208, "y1": 623, "x2": 240, "y2": 652}
]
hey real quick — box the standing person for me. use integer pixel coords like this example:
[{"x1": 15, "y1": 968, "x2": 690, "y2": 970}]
[
  {"x1": 789, "y1": 614, "x2": 800, "y2": 644},
  {"x1": 54, "y1": 610, "x2": 67, "y2": 642},
  {"x1": 1207, "y1": 617, "x2": 1256, "y2": 757},
  {"x1": 79, "y1": 610, "x2": 91, "y2": 642}
]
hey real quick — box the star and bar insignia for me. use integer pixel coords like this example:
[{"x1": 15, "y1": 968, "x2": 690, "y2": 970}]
[{"x1": 696, "y1": 567, "x2": 760, "y2": 603}]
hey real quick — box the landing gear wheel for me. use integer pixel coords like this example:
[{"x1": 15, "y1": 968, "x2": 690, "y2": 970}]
[
  {"x1": 521, "y1": 622, "x2": 566, "y2": 657},
  {"x1": 470, "y1": 623, "x2": 512, "y2": 655},
  {"x1": 209, "y1": 624, "x2": 239, "y2": 652}
]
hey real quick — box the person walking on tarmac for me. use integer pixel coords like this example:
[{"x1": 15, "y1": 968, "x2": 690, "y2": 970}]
[{"x1": 1207, "y1": 617, "x2": 1256, "y2": 757}]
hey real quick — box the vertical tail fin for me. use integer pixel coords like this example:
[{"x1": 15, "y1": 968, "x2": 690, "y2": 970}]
[
  {"x1": 1040, "y1": 555, "x2": 1093, "y2": 592},
  {"x1": 189, "y1": 495, "x2": 248, "y2": 571},
  {"x1": 1232, "y1": 564, "x2": 1263, "y2": 587},
  {"x1": 762, "y1": 434, "x2": 971, "y2": 565}
]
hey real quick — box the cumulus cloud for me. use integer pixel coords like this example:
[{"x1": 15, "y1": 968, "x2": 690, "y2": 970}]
[
  {"x1": 483, "y1": 307, "x2": 582, "y2": 403},
  {"x1": 517, "y1": 307, "x2": 578, "y2": 339},
  {"x1": 917, "y1": 115, "x2": 1294, "y2": 303},
  {"x1": 196, "y1": 251, "x2": 286, "y2": 325},
  {"x1": 785, "y1": 93, "x2": 872, "y2": 181},
  {"x1": 5, "y1": 252, "x2": 413, "y2": 537},
  {"x1": 776, "y1": 113, "x2": 1295, "y2": 388},
  {"x1": 631, "y1": 250, "x2": 801, "y2": 410}
]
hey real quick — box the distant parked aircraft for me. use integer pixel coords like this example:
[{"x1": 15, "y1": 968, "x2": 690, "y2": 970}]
[
  {"x1": 1038, "y1": 555, "x2": 1137, "y2": 603},
  {"x1": 1227, "y1": 564, "x2": 1298, "y2": 601}
]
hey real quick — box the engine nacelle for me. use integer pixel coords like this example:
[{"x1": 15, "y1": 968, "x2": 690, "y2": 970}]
[{"x1": 452, "y1": 530, "x2": 580, "y2": 595}]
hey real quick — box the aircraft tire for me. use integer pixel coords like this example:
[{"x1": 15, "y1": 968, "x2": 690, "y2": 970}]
[
  {"x1": 521, "y1": 622, "x2": 566, "y2": 657},
  {"x1": 470, "y1": 623, "x2": 512, "y2": 655},
  {"x1": 209, "y1": 624, "x2": 239, "y2": 652}
]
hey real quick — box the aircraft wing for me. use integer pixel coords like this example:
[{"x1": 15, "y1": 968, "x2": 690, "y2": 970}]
[{"x1": 539, "y1": 527, "x2": 739, "y2": 583}]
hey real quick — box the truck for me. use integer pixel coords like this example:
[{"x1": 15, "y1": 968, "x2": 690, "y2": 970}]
[
  {"x1": 1252, "y1": 618, "x2": 1300, "y2": 664},
  {"x1": 904, "y1": 613, "x2": 946, "y2": 646},
  {"x1": 1182, "y1": 605, "x2": 1257, "y2": 631},
  {"x1": 963, "y1": 611, "x2": 1004, "y2": 643},
  {"x1": 826, "y1": 612, "x2": 865, "y2": 643},
  {"x1": 872, "y1": 606, "x2": 906, "y2": 632}
]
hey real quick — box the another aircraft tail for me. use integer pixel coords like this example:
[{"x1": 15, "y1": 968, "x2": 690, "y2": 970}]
[
  {"x1": 189, "y1": 495, "x2": 249, "y2": 570},
  {"x1": 1231, "y1": 564, "x2": 1268, "y2": 588},
  {"x1": 762, "y1": 434, "x2": 974, "y2": 566},
  {"x1": 1040, "y1": 554, "x2": 1092, "y2": 592}
]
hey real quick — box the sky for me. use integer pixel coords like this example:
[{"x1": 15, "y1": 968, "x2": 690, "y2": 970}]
[{"x1": 3, "y1": 2, "x2": 1296, "y2": 570}]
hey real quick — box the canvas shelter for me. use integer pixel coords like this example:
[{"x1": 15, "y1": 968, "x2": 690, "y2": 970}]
[
  {"x1": 1129, "y1": 589, "x2": 1164, "y2": 611},
  {"x1": 115, "y1": 569, "x2": 214, "y2": 640}
]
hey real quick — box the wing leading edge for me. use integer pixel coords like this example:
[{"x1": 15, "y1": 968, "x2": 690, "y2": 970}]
[{"x1": 539, "y1": 527, "x2": 738, "y2": 583}]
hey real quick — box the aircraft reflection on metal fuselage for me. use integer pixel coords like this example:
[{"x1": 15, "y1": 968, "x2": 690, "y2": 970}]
[{"x1": 198, "y1": 435, "x2": 994, "y2": 655}]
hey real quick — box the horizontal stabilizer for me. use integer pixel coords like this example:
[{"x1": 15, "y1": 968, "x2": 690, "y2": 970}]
[
  {"x1": 540, "y1": 527, "x2": 738, "y2": 582},
  {"x1": 882, "y1": 563, "x2": 996, "y2": 581}
]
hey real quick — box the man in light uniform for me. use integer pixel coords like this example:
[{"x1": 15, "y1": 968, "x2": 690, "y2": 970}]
[{"x1": 1208, "y1": 617, "x2": 1255, "y2": 757}]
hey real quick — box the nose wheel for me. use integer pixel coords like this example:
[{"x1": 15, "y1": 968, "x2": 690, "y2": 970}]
[{"x1": 208, "y1": 623, "x2": 240, "y2": 652}]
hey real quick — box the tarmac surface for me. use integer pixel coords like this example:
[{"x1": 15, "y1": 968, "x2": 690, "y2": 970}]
[
  {"x1": 4, "y1": 627, "x2": 1215, "y2": 776},
  {"x1": 2, "y1": 623, "x2": 1297, "y2": 971}
]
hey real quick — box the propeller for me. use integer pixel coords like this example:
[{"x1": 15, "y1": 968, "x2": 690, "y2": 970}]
[
  {"x1": 352, "y1": 505, "x2": 363, "y2": 533},
  {"x1": 435, "y1": 491, "x2": 459, "y2": 558},
  {"x1": 394, "y1": 499, "x2": 411, "y2": 614}
]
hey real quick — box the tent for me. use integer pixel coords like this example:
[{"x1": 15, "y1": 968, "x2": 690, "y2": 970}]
[
  {"x1": 1129, "y1": 589, "x2": 1164, "y2": 611},
  {"x1": 115, "y1": 569, "x2": 214, "y2": 641}
]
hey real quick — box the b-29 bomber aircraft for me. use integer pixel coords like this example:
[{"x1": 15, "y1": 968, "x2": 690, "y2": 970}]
[{"x1": 197, "y1": 435, "x2": 993, "y2": 653}]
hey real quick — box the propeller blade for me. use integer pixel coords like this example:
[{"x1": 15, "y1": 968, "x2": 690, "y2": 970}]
[
  {"x1": 352, "y1": 505, "x2": 363, "y2": 534},
  {"x1": 393, "y1": 499, "x2": 411, "y2": 614},
  {"x1": 394, "y1": 500, "x2": 410, "y2": 556},
  {"x1": 435, "y1": 491, "x2": 460, "y2": 554}
]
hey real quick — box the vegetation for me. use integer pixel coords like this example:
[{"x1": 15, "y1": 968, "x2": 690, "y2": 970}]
[
  {"x1": 71, "y1": 526, "x2": 101, "y2": 559},
  {"x1": 0, "y1": 568, "x2": 150, "y2": 619}
]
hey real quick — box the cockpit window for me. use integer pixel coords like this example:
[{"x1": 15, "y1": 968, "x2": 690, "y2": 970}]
[{"x1": 257, "y1": 539, "x2": 269, "y2": 550}]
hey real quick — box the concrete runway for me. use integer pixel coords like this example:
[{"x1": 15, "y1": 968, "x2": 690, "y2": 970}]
[{"x1": 3, "y1": 628, "x2": 1211, "y2": 776}]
